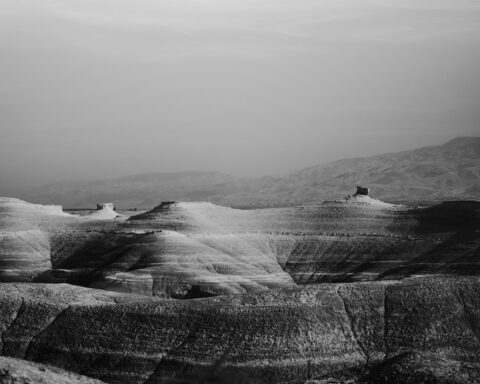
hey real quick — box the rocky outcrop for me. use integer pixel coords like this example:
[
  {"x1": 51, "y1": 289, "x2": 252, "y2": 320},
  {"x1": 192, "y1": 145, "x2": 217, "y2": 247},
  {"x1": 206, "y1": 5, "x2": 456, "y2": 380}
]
[
  {"x1": 87, "y1": 203, "x2": 118, "y2": 220},
  {"x1": 0, "y1": 198, "x2": 74, "y2": 282},
  {"x1": 0, "y1": 356, "x2": 106, "y2": 384},
  {"x1": 1, "y1": 277, "x2": 480, "y2": 383},
  {"x1": 1, "y1": 197, "x2": 480, "y2": 297},
  {"x1": 96, "y1": 203, "x2": 115, "y2": 211},
  {"x1": 362, "y1": 351, "x2": 480, "y2": 384},
  {"x1": 355, "y1": 186, "x2": 369, "y2": 196}
]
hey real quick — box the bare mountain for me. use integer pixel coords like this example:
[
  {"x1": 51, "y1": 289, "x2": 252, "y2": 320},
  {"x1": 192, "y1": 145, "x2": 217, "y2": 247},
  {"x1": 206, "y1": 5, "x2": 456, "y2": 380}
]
[
  {"x1": 24, "y1": 171, "x2": 243, "y2": 209},
  {"x1": 267, "y1": 136, "x2": 480, "y2": 205},
  {"x1": 23, "y1": 137, "x2": 480, "y2": 208}
]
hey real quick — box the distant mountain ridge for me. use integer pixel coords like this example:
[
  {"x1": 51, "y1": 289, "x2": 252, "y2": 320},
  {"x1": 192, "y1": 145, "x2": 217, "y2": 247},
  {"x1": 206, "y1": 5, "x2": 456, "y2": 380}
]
[{"x1": 23, "y1": 137, "x2": 480, "y2": 208}]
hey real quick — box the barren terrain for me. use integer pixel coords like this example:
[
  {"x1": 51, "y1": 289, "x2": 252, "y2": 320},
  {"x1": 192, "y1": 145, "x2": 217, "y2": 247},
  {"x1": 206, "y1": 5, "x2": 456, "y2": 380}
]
[
  {"x1": 22, "y1": 137, "x2": 480, "y2": 208},
  {"x1": 1, "y1": 152, "x2": 479, "y2": 383}
]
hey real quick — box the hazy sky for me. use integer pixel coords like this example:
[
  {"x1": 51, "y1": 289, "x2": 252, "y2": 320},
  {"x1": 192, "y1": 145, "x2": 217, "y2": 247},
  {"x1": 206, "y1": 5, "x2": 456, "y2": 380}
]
[{"x1": 1, "y1": 0, "x2": 480, "y2": 194}]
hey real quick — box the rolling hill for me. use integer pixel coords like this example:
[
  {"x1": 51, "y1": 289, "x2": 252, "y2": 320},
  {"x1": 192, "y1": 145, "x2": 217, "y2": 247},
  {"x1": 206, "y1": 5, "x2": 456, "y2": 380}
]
[{"x1": 21, "y1": 137, "x2": 480, "y2": 208}]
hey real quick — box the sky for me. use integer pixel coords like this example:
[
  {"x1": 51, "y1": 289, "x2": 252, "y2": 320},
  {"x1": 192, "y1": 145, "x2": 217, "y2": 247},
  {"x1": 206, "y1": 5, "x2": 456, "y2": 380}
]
[{"x1": 1, "y1": 0, "x2": 480, "y2": 194}]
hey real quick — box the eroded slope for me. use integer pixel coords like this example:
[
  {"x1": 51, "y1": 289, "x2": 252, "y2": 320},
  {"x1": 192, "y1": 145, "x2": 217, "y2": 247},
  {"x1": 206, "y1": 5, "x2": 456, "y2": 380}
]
[
  {"x1": 1, "y1": 197, "x2": 479, "y2": 298},
  {"x1": 0, "y1": 278, "x2": 480, "y2": 383}
]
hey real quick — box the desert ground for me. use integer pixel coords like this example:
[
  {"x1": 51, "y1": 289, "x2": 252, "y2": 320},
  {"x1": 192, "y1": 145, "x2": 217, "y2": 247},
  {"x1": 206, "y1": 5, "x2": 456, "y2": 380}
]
[{"x1": 1, "y1": 177, "x2": 480, "y2": 384}]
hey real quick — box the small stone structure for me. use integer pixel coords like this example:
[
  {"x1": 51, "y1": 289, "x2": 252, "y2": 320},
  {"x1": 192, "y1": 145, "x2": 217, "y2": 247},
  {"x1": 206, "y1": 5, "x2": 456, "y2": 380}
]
[
  {"x1": 154, "y1": 201, "x2": 176, "y2": 211},
  {"x1": 355, "y1": 186, "x2": 369, "y2": 196},
  {"x1": 96, "y1": 203, "x2": 116, "y2": 211}
]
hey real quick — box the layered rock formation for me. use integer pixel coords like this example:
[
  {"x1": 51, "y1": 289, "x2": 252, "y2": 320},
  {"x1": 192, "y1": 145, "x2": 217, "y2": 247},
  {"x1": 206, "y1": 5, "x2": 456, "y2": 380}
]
[
  {"x1": 362, "y1": 351, "x2": 480, "y2": 384},
  {"x1": 1, "y1": 195, "x2": 479, "y2": 383},
  {"x1": 0, "y1": 198, "x2": 74, "y2": 282},
  {"x1": 1, "y1": 196, "x2": 479, "y2": 298},
  {"x1": 1, "y1": 277, "x2": 480, "y2": 383}
]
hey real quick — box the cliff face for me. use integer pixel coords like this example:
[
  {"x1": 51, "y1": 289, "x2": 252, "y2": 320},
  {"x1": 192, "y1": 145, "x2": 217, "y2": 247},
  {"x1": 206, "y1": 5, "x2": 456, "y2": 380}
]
[
  {"x1": 0, "y1": 198, "x2": 74, "y2": 282},
  {"x1": 1, "y1": 278, "x2": 480, "y2": 383}
]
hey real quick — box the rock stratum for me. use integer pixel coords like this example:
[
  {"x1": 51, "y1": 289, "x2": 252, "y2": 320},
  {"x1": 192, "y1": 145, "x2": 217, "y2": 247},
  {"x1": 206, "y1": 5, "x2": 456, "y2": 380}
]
[
  {"x1": 1, "y1": 196, "x2": 479, "y2": 298},
  {"x1": 1, "y1": 194, "x2": 480, "y2": 383},
  {"x1": 0, "y1": 356, "x2": 106, "y2": 384},
  {"x1": 1, "y1": 278, "x2": 480, "y2": 383}
]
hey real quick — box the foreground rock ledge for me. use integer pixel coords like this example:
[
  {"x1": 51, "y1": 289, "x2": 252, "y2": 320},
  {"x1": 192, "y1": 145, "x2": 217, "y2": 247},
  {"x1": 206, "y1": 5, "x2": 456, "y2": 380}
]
[
  {"x1": 1, "y1": 277, "x2": 480, "y2": 383},
  {"x1": 0, "y1": 356, "x2": 106, "y2": 384}
]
